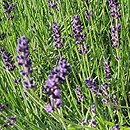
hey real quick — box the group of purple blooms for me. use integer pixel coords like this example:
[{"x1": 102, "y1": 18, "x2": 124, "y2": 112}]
[
  {"x1": 44, "y1": 57, "x2": 71, "y2": 113},
  {"x1": 2, "y1": 0, "x2": 16, "y2": 20},
  {"x1": 1, "y1": 48, "x2": 15, "y2": 71},
  {"x1": 72, "y1": 15, "x2": 90, "y2": 54},
  {"x1": 0, "y1": 0, "x2": 122, "y2": 129},
  {"x1": 49, "y1": 0, "x2": 91, "y2": 55},
  {"x1": 51, "y1": 22, "x2": 63, "y2": 49},
  {"x1": 0, "y1": 36, "x2": 33, "y2": 128},
  {"x1": 108, "y1": 0, "x2": 121, "y2": 48},
  {"x1": 51, "y1": 15, "x2": 90, "y2": 55},
  {"x1": 16, "y1": 36, "x2": 34, "y2": 89}
]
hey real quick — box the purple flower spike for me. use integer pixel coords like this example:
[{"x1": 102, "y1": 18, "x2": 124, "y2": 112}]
[
  {"x1": 52, "y1": 22, "x2": 63, "y2": 49},
  {"x1": 1, "y1": 48, "x2": 15, "y2": 71},
  {"x1": 44, "y1": 57, "x2": 71, "y2": 111},
  {"x1": 72, "y1": 15, "x2": 85, "y2": 44},
  {"x1": 2, "y1": 1, "x2": 16, "y2": 14},
  {"x1": 111, "y1": 94, "x2": 118, "y2": 105},
  {"x1": 108, "y1": 0, "x2": 121, "y2": 49},
  {"x1": 111, "y1": 24, "x2": 121, "y2": 48},
  {"x1": 2, "y1": 1, "x2": 16, "y2": 21},
  {"x1": 75, "y1": 86, "x2": 84, "y2": 102},
  {"x1": 100, "y1": 82, "x2": 111, "y2": 96},
  {"x1": 78, "y1": 44, "x2": 90, "y2": 55},
  {"x1": 16, "y1": 36, "x2": 34, "y2": 89},
  {"x1": 102, "y1": 98, "x2": 109, "y2": 104},
  {"x1": 84, "y1": 10, "x2": 92, "y2": 20},
  {"x1": 54, "y1": 98, "x2": 62, "y2": 108},
  {"x1": 108, "y1": 0, "x2": 121, "y2": 19},
  {"x1": 45, "y1": 104, "x2": 53, "y2": 113},
  {"x1": 85, "y1": 78, "x2": 99, "y2": 96},
  {"x1": 88, "y1": 105, "x2": 97, "y2": 128},
  {"x1": 14, "y1": 78, "x2": 21, "y2": 83},
  {"x1": 72, "y1": 15, "x2": 90, "y2": 54},
  {"x1": 6, "y1": 116, "x2": 16, "y2": 127},
  {"x1": 47, "y1": 0, "x2": 58, "y2": 10},
  {"x1": 104, "y1": 58, "x2": 111, "y2": 79}
]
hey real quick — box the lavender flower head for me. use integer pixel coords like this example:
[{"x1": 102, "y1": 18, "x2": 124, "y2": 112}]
[
  {"x1": 111, "y1": 24, "x2": 121, "y2": 48},
  {"x1": 72, "y1": 15, "x2": 90, "y2": 54},
  {"x1": 6, "y1": 116, "x2": 16, "y2": 127},
  {"x1": 72, "y1": 15, "x2": 85, "y2": 45},
  {"x1": 44, "y1": 57, "x2": 71, "y2": 112},
  {"x1": 1, "y1": 47, "x2": 15, "y2": 71},
  {"x1": 16, "y1": 36, "x2": 34, "y2": 89},
  {"x1": 2, "y1": 1, "x2": 16, "y2": 14},
  {"x1": 108, "y1": 0, "x2": 121, "y2": 48},
  {"x1": 84, "y1": 10, "x2": 92, "y2": 20},
  {"x1": 99, "y1": 82, "x2": 109, "y2": 96},
  {"x1": 2, "y1": 0, "x2": 15, "y2": 21},
  {"x1": 85, "y1": 78, "x2": 99, "y2": 96},
  {"x1": 108, "y1": 0, "x2": 121, "y2": 19},
  {"x1": 88, "y1": 105, "x2": 97, "y2": 128},
  {"x1": 111, "y1": 93, "x2": 118, "y2": 105},
  {"x1": 45, "y1": 104, "x2": 53, "y2": 113},
  {"x1": 52, "y1": 22, "x2": 63, "y2": 49},
  {"x1": 104, "y1": 58, "x2": 111, "y2": 79},
  {"x1": 99, "y1": 82, "x2": 111, "y2": 104},
  {"x1": 47, "y1": 0, "x2": 58, "y2": 10},
  {"x1": 90, "y1": 105, "x2": 96, "y2": 117},
  {"x1": 75, "y1": 86, "x2": 84, "y2": 102}
]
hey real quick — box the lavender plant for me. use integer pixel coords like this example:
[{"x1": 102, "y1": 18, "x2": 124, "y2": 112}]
[
  {"x1": 104, "y1": 58, "x2": 111, "y2": 79},
  {"x1": 108, "y1": 0, "x2": 121, "y2": 19},
  {"x1": 88, "y1": 105, "x2": 97, "y2": 128},
  {"x1": 108, "y1": 0, "x2": 121, "y2": 48},
  {"x1": 100, "y1": 82, "x2": 109, "y2": 103},
  {"x1": 52, "y1": 22, "x2": 63, "y2": 49},
  {"x1": 84, "y1": 10, "x2": 92, "y2": 20},
  {"x1": 6, "y1": 116, "x2": 16, "y2": 127},
  {"x1": 75, "y1": 86, "x2": 84, "y2": 103},
  {"x1": 72, "y1": 15, "x2": 90, "y2": 54},
  {"x1": 0, "y1": 0, "x2": 129, "y2": 129},
  {"x1": 16, "y1": 36, "x2": 34, "y2": 89},
  {"x1": 44, "y1": 57, "x2": 71, "y2": 112},
  {"x1": 110, "y1": 24, "x2": 121, "y2": 48},
  {"x1": 1, "y1": 47, "x2": 15, "y2": 71},
  {"x1": 2, "y1": 0, "x2": 16, "y2": 20},
  {"x1": 85, "y1": 77, "x2": 99, "y2": 96},
  {"x1": 47, "y1": 0, "x2": 58, "y2": 10},
  {"x1": 2, "y1": 0, "x2": 15, "y2": 14}
]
